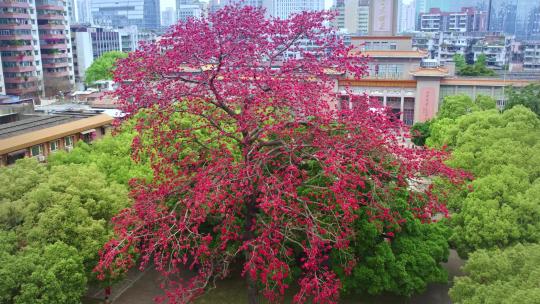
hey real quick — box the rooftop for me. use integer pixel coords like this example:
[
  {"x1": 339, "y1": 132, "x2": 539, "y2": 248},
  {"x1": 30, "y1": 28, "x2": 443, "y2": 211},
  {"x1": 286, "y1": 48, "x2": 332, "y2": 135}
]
[
  {"x1": 0, "y1": 114, "x2": 114, "y2": 155},
  {"x1": 0, "y1": 115, "x2": 82, "y2": 139}
]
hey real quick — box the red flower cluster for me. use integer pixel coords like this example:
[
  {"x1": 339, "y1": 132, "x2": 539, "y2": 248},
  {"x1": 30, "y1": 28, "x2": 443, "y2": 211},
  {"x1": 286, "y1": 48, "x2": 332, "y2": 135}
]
[{"x1": 95, "y1": 5, "x2": 467, "y2": 303}]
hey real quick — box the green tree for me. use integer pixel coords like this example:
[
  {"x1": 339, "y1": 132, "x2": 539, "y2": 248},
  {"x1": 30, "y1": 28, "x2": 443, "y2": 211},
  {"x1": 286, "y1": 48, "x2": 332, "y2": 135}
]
[
  {"x1": 48, "y1": 124, "x2": 151, "y2": 185},
  {"x1": 85, "y1": 51, "x2": 128, "y2": 85},
  {"x1": 505, "y1": 84, "x2": 540, "y2": 116},
  {"x1": 449, "y1": 243, "x2": 540, "y2": 304},
  {"x1": 410, "y1": 120, "x2": 432, "y2": 146},
  {"x1": 427, "y1": 106, "x2": 540, "y2": 257},
  {"x1": 0, "y1": 242, "x2": 87, "y2": 304},
  {"x1": 335, "y1": 193, "x2": 451, "y2": 297},
  {"x1": 453, "y1": 53, "x2": 496, "y2": 77},
  {"x1": 437, "y1": 95, "x2": 479, "y2": 120}
]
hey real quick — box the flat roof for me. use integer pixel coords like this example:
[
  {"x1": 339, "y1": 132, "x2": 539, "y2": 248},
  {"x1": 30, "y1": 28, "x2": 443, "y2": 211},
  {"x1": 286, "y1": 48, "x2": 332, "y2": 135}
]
[
  {"x1": 351, "y1": 36, "x2": 413, "y2": 40},
  {"x1": 440, "y1": 78, "x2": 538, "y2": 86},
  {"x1": 338, "y1": 79, "x2": 417, "y2": 88},
  {"x1": 356, "y1": 50, "x2": 428, "y2": 59},
  {"x1": 0, "y1": 115, "x2": 80, "y2": 139},
  {"x1": 0, "y1": 114, "x2": 113, "y2": 155}
]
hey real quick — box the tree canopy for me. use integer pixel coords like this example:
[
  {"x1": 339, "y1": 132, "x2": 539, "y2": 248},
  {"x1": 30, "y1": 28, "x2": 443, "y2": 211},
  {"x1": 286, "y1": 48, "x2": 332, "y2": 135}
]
[
  {"x1": 505, "y1": 84, "x2": 540, "y2": 116},
  {"x1": 85, "y1": 51, "x2": 128, "y2": 85},
  {"x1": 453, "y1": 54, "x2": 496, "y2": 77},
  {"x1": 449, "y1": 243, "x2": 540, "y2": 304},
  {"x1": 0, "y1": 130, "x2": 137, "y2": 303},
  {"x1": 96, "y1": 5, "x2": 465, "y2": 304},
  {"x1": 426, "y1": 105, "x2": 540, "y2": 257}
]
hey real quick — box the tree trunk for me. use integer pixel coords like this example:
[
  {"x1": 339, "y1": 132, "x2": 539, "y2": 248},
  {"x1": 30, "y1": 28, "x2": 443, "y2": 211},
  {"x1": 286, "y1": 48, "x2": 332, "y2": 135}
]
[
  {"x1": 247, "y1": 272, "x2": 259, "y2": 304},
  {"x1": 244, "y1": 194, "x2": 259, "y2": 304}
]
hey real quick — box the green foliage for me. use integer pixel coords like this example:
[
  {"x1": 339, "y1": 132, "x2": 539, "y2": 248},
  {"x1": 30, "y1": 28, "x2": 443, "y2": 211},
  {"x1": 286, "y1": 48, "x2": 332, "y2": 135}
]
[
  {"x1": 48, "y1": 124, "x2": 151, "y2": 185},
  {"x1": 410, "y1": 120, "x2": 432, "y2": 146},
  {"x1": 437, "y1": 95, "x2": 479, "y2": 120},
  {"x1": 335, "y1": 195, "x2": 450, "y2": 297},
  {"x1": 0, "y1": 129, "x2": 139, "y2": 303},
  {"x1": 85, "y1": 51, "x2": 128, "y2": 85},
  {"x1": 449, "y1": 243, "x2": 540, "y2": 304},
  {"x1": 426, "y1": 106, "x2": 540, "y2": 257},
  {"x1": 0, "y1": 242, "x2": 87, "y2": 304},
  {"x1": 453, "y1": 54, "x2": 496, "y2": 77},
  {"x1": 505, "y1": 84, "x2": 540, "y2": 116}
]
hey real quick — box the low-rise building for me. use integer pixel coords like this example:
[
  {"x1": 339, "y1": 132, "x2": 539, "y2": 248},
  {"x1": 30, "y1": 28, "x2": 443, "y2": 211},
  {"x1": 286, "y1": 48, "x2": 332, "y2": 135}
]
[
  {"x1": 341, "y1": 36, "x2": 538, "y2": 125},
  {"x1": 522, "y1": 41, "x2": 540, "y2": 71},
  {"x1": 0, "y1": 112, "x2": 113, "y2": 166}
]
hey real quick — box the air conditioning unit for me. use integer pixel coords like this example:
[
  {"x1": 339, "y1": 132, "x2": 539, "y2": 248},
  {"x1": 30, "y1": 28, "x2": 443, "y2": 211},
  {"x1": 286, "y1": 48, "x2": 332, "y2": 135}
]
[
  {"x1": 36, "y1": 155, "x2": 46, "y2": 162},
  {"x1": 65, "y1": 146, "x2": 73, "y2": 152}
]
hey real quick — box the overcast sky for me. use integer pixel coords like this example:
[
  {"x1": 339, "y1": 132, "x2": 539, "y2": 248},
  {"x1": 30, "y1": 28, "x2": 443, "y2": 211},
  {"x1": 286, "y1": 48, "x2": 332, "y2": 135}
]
[{"x1": 160, "y1": 0, "x2": 335, "y2": 11}]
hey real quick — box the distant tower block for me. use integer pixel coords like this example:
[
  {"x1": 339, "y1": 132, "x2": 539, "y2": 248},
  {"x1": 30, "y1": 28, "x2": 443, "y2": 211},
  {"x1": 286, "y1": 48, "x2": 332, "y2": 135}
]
[{"x1": 369, "y1": 0, "x2": 399, "y2": 36}]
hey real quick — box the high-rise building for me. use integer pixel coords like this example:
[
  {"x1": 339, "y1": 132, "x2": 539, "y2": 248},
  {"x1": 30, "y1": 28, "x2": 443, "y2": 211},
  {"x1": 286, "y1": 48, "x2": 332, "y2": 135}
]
[
  {"x1": 176, "y1": 0, "x2": 207, "y2": 22},
  {"x1": 0, "y1": 0, "x2": 43, "y2": 97},
  {"x1": 0, "y1": 0, "x2": 76, "y2": 97},
  {"x1": 334, "y1": 0, "x2": 370, "y2": 35},
  {"x1": 268, "y1": 0, "x2": 324, "y2": 19},
  {"x1": 77, "y1": 0, "x2": 91, "y2": 24},
  {"x1": 37, "y1": 0, "x2": 76, "y2": 96},
  {"x1": 91, "y1": 0, "x2": 161, "y2": 30},
  {"x1": 398, "y1": 0, "x2": 416, "y2": 33},
  {"x1": 419, "y1": 7, "x2": 487, "y2": 33},
  {"x1": 487, "y1": 0, "x2": 540, "y2": 39},
  {"x1": 162, "y1": 7, "x2": 176, "y2": 27}
]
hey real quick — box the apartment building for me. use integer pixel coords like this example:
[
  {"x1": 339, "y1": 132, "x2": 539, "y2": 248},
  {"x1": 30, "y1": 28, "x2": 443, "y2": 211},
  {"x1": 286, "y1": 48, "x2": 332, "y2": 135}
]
[
  {"x1": 523, "y1": 41, "x2": 540, "y2": 71},
  {"x1": 419, "y1": 7, "x2": 487, "y2": 33},
  {"x1": 0, "y1": 0, "x2": 75, "y2": 98}
]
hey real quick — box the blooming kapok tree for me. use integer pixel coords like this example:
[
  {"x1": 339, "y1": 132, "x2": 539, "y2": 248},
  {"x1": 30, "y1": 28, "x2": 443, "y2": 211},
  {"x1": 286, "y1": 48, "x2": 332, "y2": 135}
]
[{"x1": 96, "y1": 5, "x2": 466, "y2": 304}]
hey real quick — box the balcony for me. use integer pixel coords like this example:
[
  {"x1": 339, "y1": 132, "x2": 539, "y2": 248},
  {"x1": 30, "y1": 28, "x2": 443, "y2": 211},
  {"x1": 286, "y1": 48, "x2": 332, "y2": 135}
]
[
  {"x1": 0, "y1": 12, "x2": 30, "y2": 18},
  {"x1": 38, "y1": 23, "x2": 65, "y2": 30},
  {"x1": 39, "y1": 33, "x2": 65, "y2": 39},
  {"x1": 6, "y1": 85, "x2": 39, "y2": 96},
  {"x1": 41, "y1": 52, "x2": 68, "y2": 58},
  {"x1": 44, "y1": 70, "x2": 69, "y2": 77},
  {"x1": 1, "y1": 54, "x2": 33, "y2": 61},
  {"x1": 3, "y1": 65, "x2": 35, "y2": 72},
  {"x1": 40, "y1": 42, "x2": 67, "y2": 49},
  {"x1": 36, "y1": 13, "x2": 64, "y2": 20},
  {"x1": 0, "y1": 34, "x2": 32, "y2": 40},
  {"x1": 0, "y1": 23, "x2": 32, "y2": 30},
  {"x1": 0, "y1": 0, "x2": 30, "y2": 8},
  {"x1": 42, "y1": 61, "x2": 69, "y2": 68},
  {"x1": 4, "y1": 76, "x2": 38, "y2": 83},
  {"x1": 0, "y1": 44, "x2": 32, "y2": 51}
]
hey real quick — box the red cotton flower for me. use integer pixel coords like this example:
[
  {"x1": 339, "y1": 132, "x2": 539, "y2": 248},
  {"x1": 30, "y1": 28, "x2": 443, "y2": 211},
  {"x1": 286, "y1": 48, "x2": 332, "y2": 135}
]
[{"x1": 95, "y1": 4, "x2": 467, "y2": 304}]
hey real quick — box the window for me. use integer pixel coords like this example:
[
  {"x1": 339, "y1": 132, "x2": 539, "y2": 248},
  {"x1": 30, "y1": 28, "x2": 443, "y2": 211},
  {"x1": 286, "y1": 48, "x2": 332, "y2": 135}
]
[
  {"x1": 50, "y1": 139, "x2": 60, "y2": 151},
  {"x1": 64, "y1": 135, "x2": 73, "y2": 147},
  {"x1": 30, "y1": 144, "x2": 42, "y2": 156}
]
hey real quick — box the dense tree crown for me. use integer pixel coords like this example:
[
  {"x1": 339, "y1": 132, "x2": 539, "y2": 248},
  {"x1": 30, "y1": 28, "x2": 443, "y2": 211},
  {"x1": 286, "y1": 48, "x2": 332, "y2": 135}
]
[
  {"x1": 450, "y1": 244, "x2": 540, "y2": 304},
  {"x1": 85, "y1": 51, "x2": 128, "y2": 85},
  {"x1": 96, "y1": 5, "x2": 465, "y2": 304},
  {"x1": 0, "y1": 128, "x2": 140, "y2": 303},
  {"x1": 453, "y1": 54, "x2": 496, "y2": 77}
]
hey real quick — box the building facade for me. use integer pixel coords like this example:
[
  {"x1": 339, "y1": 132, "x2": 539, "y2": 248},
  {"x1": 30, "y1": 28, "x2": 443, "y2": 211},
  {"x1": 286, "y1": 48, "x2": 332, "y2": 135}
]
[
  {"x1": 523, "y1": 41, "x2": 540, "y2": 71},
  {"x1": 91, "y1": 0, "x2": 160, "y2": 30},
  {"x1": 334, "y1": 0, "x2": 369, "y2": 35},
  {"x1": 268, "y1": 0, "x2": 324, "y2": 19},
  {"x1": 161, "y1": 7, "x2": 176, "y2": 27},
  {"x1": 0, "y1": 0, "x2": 76, "y2": 98},
  {"x1": 0, "y1": 113, "x2": 113, "y2": 166},
  {"x1": 419, "y1": 7, "x2": 487, "y2": 33},
  {"x1": 343, "y1": 36, "x2": 537, "y2": 125}
]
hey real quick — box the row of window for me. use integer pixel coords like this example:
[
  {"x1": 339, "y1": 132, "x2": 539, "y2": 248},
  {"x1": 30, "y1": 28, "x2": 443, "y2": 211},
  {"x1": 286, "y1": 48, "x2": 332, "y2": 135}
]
[{"x1": 30, "y1": 136, "x2": 73, "y2": 156}]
